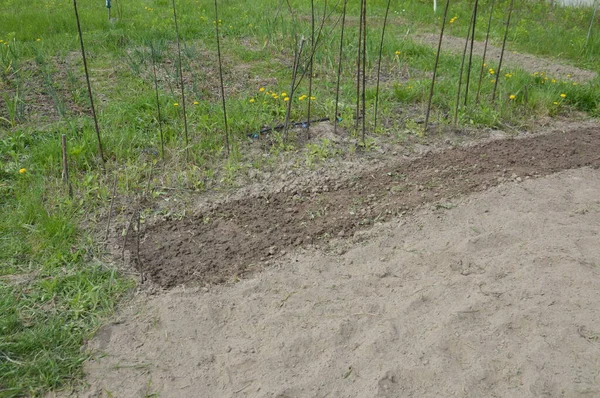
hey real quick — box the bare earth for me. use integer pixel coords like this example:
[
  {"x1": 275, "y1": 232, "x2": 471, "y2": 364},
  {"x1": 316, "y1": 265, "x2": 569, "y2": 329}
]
[
  {"x1": 416, "y1": 33, "x2": 598, "y2": 82},
  {"x1": 75, "y1": 165, "x2": 600, "y2": 397}
]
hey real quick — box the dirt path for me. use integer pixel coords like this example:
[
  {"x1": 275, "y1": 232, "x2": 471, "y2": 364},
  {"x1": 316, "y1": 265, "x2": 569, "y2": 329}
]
[
  {"x1": 416, "y1": 33, "x2": 598, "y2": 82},
  {"x1": 76, "y1": 165, "x2": 600, "y2": 397},
  {"x1": 136, "y1": 124, "x2": 600, "y2": 288}
]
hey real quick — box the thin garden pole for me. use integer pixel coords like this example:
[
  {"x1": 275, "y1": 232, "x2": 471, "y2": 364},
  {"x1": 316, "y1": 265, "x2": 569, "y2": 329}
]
[
  {"x1": 334, "y1": 0, "x2": 348, "y2": 134},
  {"x1": 361, "y1": 0, "x2": 367, "y2": 145},
  {"x1": 73, "y1": 0, "x2": 105, "y2": 164},
  {"x1": 150, "y1": 43, "x2": 165, "y2": 161},
  {"x1": 464, "y1": 0, "x2": 479, "y2": 106},
  {"x1": 425, "y1": 0, "x2": 450, "y2": 130},
  {"x1": 105, "y1": 171, "x2": 118, "y2": 242},
  {"x1": 106, "y1": 0, "x2": 111, "y2": 20},
  {"x1": 453, "y1": 1, "x2": 476, "y2": 125},
  {"x1": 307, "y1": 0, "x2": 316, "y2": 139},
  {"x1": 172, "y1": 0, "x2": 190, "y2": 161},
  {"x1": 61, "y1": 134, "x2": 73, "y2": 198},
  {"x1": 284, "y1": 38, "x2": 306, "y2": 141},
  {"x1": 214, "y1": 0, "x2": 230, "y2": 155},
  {"x1": 355, "y1": 0, "x2": 365, "y2": 131},
  {"x1": 586, "y1": 1, "x2": 598, "y2": 48},
  {"x1": 476, "y1": 0, "x2": 496, "y2": 104},
  {"x1": 374, "y1": 0, "x2": 392, "y2": 132},
  {"x1": 492, "y1": 0, "x2": 514, "y2": 103}
]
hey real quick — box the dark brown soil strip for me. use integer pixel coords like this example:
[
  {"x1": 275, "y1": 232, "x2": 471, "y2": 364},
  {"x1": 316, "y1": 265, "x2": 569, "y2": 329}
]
[{"x1": 138, "y1": 127, "x2": 600, "y2": 288}]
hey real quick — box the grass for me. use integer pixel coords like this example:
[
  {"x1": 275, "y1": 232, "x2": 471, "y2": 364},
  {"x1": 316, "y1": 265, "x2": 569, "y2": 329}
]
[{"x1": 1, "y1": 0, "x2": 599, "y2": 396}]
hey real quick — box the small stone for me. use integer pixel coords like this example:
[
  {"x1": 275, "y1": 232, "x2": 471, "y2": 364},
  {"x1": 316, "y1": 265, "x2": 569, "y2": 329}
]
[{"x1": 268, "y1": 246, "x2": 277, "y2": 256}]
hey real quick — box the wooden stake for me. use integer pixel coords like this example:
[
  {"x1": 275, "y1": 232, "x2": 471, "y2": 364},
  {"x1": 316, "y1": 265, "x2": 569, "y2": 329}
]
[{"x1": 425, "y1": 0, "x2": 450, "y2": 130}]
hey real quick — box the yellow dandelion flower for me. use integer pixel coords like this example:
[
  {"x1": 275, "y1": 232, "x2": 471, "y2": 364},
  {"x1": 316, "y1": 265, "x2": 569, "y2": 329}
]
[
  {"x1": 560, "y1": 93, "x2": 566, "y2": 98},
  {"x1": 19, "y1": 168, "x2": 26, "y2": 174},
  {"x1": 509, "y1": 94, "x2": 516, "y2": 100},
  {"x1": 193, "y1": 101, "x2": 199, "y2": 105},
  {"x1": 553, "y1": 101, "x2": 558, "y2": 105},
  {"x1": 299, "y1": 95, "x2": 307, "y2": 101},
  {"x1": 259, "y1": 87, "x2": 265, "y2": 92},
  {"x1": 173, "y1": 103, "x2": 179, "y2": 107},
  {"x1": 281, "y1": 92, "x2": 287, "y2": 97},
  {"x1": 249, "y1": 98, "x2": 255, "y2": 103},
  {"x1": 395, "y1": 50, "x2": 401, "y2": 55},
  {"x1": 309, "y1": 96, "x2": 316, "y2": 101},
  {"x1": 273, "y1": 94, "x2": 279, "y2": 99},
  {"x1": 489, "y1": 68, "x2": 495, "y2": 75},
  {"x1": 36, "y1": 38, "x2": 41, "y2": 42},
  {"x1": 483, "y1": 63, "x2": 487, "y2": 67},
  {"x1": 284, "y1": 97, "x2": 289, "y2": 102},
  {"x1": 505, "y1": 73, "x2": 512, "y2": 78}
]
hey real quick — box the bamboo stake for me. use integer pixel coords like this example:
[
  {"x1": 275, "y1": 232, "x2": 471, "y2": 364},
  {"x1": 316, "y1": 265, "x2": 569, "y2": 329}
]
[
  {"x1": 425, "y1": 0, "x2": 450, "y2": 130},
  {"x1": 492, "y1": 0, "x2": 514, "y2": 103},
  {"x1": 172, "y1": 0, "x2": 190, "y2": 161},
  {"x1": 214, "y1": 0, "x2": 230, "y2": 155},
  {"x1": 150, "y1": 43, "x2": 165, "y2": 162},
  {"x1": 374, "y1": 0, "x2": 392, "y2": 132},
  {"x1": 454, "y1": 1, "x2": 477, "y2": 125},
  {"x1": 73, "y1": 0, "x2": 105, "y2": 164},
  {"x1": 464, "y1": 0, "x2": 479, "y2": 106},
  {"x1": 334, "y1": 0, "x2": 348, "y2": 134}
]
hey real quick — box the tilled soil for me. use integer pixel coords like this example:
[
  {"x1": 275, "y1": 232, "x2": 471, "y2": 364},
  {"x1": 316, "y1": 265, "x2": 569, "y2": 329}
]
[{"x1": 137, "y1": 126, "x2": 600, "y2": 288}]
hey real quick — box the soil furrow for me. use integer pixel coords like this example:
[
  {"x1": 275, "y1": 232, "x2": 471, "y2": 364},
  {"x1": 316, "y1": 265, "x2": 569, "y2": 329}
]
[{"x1": 138, "y1": 126, "x2": 600, "y2": 287}]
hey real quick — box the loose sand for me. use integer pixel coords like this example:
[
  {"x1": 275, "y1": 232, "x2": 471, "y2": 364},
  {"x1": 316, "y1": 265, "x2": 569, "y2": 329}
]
[{"x1": 76, "y1": 167, "x2": 600, "y2": 397}]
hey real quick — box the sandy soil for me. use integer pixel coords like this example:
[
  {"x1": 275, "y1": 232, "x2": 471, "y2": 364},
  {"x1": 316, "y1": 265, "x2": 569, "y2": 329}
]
[
  {"x1": 416, "y1": 33, "x2": 598, "y2": 83},
  {"x1": 67, "y1": 165, "x2": 600, "y2": 397}
]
